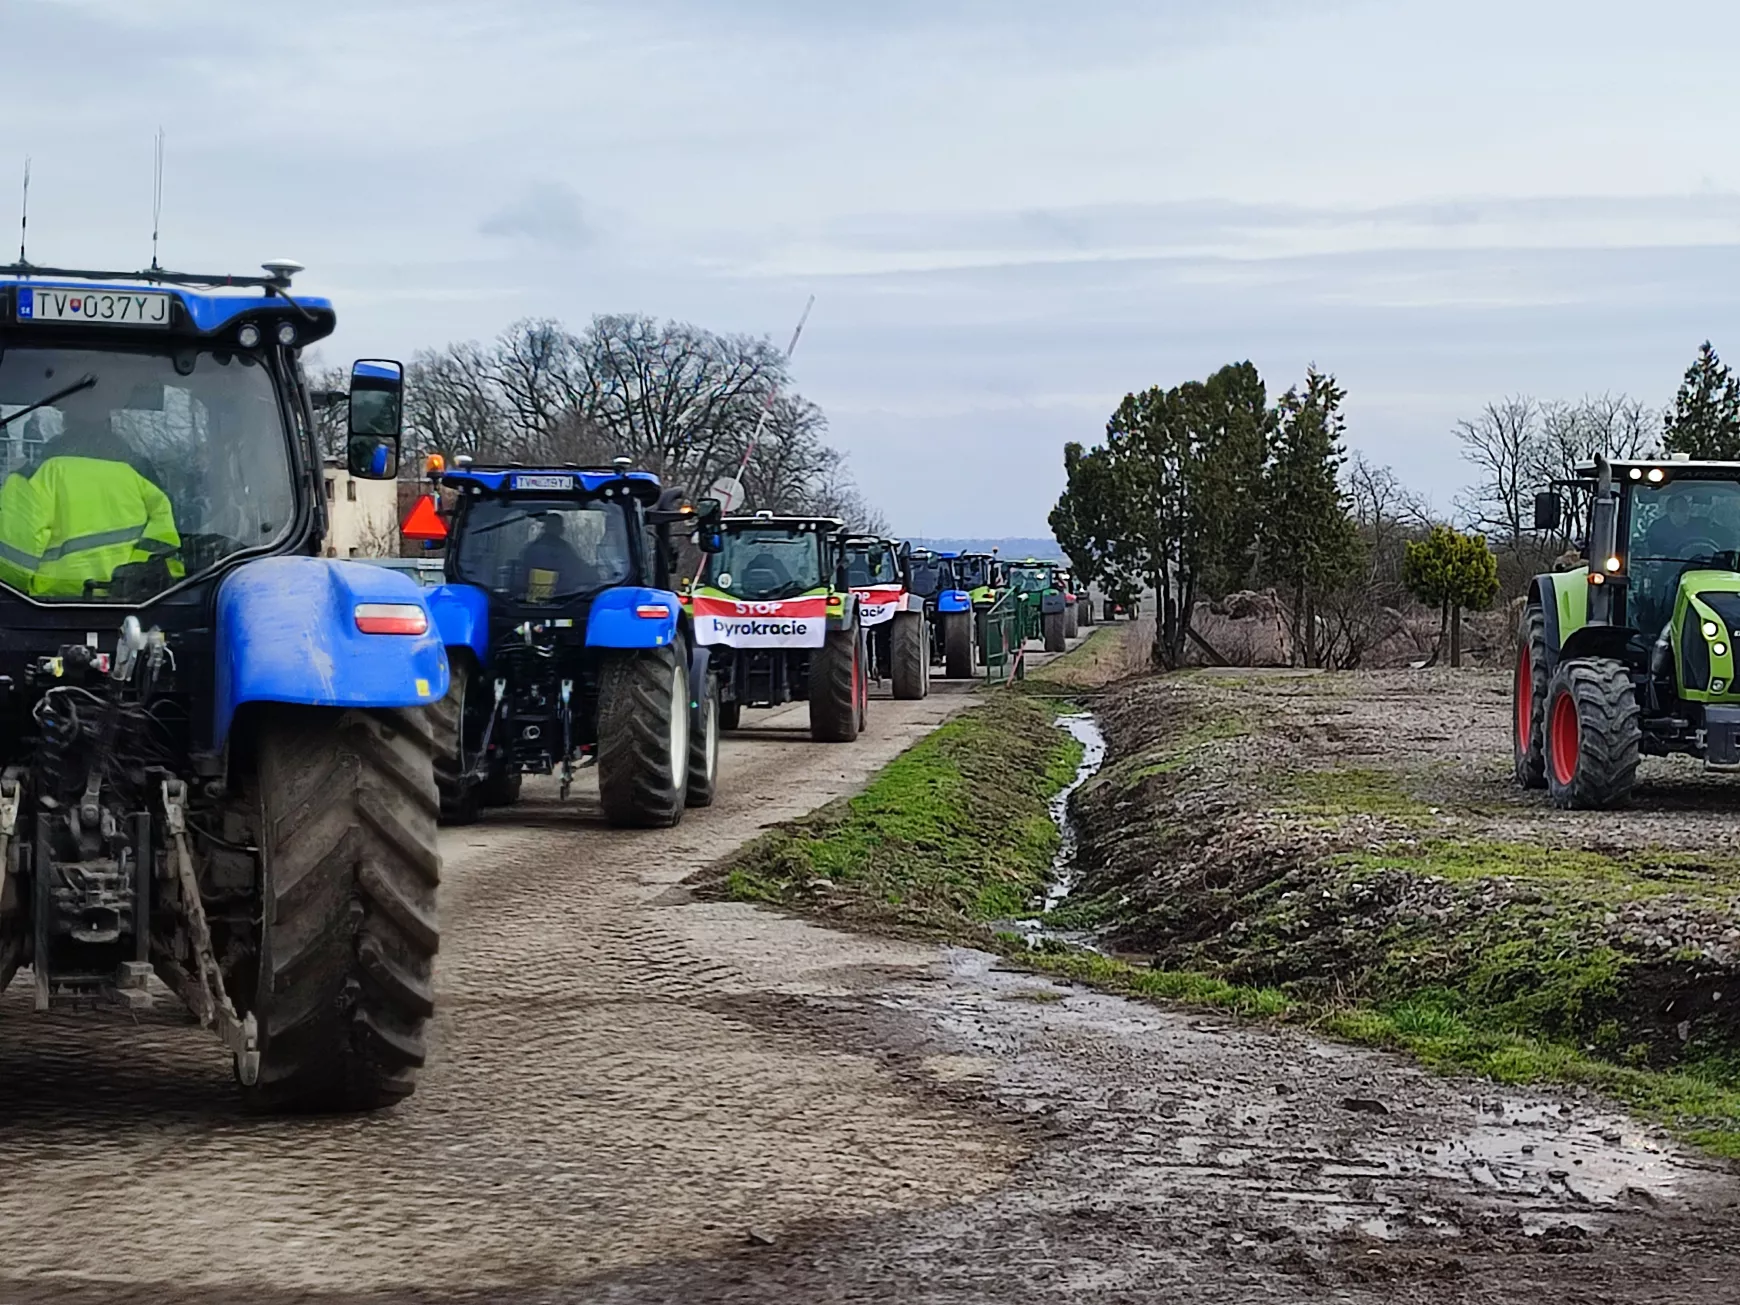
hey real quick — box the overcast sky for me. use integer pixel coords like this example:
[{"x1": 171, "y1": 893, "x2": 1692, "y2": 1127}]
[{"x1": 6, "y1": 0, "x2": 1740, "y2": 536}]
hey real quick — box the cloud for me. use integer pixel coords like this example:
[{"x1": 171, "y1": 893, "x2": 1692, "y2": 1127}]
[{"x1": 478, "y1": 182, "x2": 592, "y2": 248}]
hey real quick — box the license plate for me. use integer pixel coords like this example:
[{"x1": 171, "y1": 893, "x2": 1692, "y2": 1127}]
[
  {"x1": 19, "y1": 287, "x2": 172, "y2": 327},
  {"x1": 512, "y1": 474, "x2": 574, "y2": 492}
]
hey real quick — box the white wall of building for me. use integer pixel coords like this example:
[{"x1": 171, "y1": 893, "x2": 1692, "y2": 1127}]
[{"x1": 321, "y1": 461, "x2": 401, "y2": 558}]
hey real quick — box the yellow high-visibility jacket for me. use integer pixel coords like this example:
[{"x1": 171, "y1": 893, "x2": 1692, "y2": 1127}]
[{"x1": 0, "y1": 456, "x2": 183, "y2": 598}]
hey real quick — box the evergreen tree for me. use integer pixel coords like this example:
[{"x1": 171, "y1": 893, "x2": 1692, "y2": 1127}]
[
  {"x1": 1403, "y1": 525, "x2": 1500, "y2": 667},
  {"x1": 1663, "y1": 341, "x2": 1740, "y2": 460}
]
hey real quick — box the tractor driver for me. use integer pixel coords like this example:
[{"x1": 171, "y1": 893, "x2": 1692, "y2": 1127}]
[
  {"x1": 1643, "y1": 487, "x2": 1722, "y2": 560},
  {"x1": 519, "y1": 512, "x2": 587, "y2": 602},
  {"x1": 0, "y1": 397, "x2": 183, "y2": 598}
]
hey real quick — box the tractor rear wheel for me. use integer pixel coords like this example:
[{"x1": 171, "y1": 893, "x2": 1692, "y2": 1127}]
[
  {"x1": 1079, "y1": 600, "x2": 1094, "y2": 628},
  {"x1": 1513, "y1": 605, "x2": 1550, "y2": 790},
  {"x1": 477, "y1": 770, "x2": 521, "y2": 808},
  {"x1": 943, "y1": 611, "x2": 973, "y2": 678},
  {"x1": 686, "y1": 668, "x2": 720, "y2": 808},
  {"x1": 596, "y1": 646, "x2": 691, "y2": 828},
  {"x1": 430, "y1": 659, "x2": 478, "y2": 826},
  {"x1": 719, "y1": 699, "x2": 743, "y2": 731},
  {"x1": 810, "y1": 621, "x2": 862, "y2": 742},
  {"x1": 891, "y1": 610, "x2": 929, "y2": 700},
  {"x1": 245, "y1": 705, "x2": 440, "y2": 1112},
  {"x1": 1043, "y1": 609, "x2": 1067, "y2": 653},
  {"x1": 1545, "y1": 658, "x2": 1640, "y2": 810},
  {"x1": 1064, "y1": 602, "x2": 1079, "y2": 639}
]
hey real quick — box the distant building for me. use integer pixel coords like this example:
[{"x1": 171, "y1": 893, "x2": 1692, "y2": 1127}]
[{"x1": 320, "y1": 460, "x2": 401, "y2": 559}]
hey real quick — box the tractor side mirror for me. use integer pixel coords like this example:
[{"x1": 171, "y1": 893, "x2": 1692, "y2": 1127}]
[
  {"x1": 1533, "y1": 490, "x2": 1564, "y2": 533},
  {"x1": 695, "y1": 497, "x2": 724, "y2": 554},
  {"x1": 347, "y1": 359, "x2": 404, "y2": 480}
]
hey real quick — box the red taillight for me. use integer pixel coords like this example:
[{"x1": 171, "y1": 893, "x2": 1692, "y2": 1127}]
[
  {"x1": 635, "y1": 603, "x2": 672, "y2": 619},
  {"x1": 355, "y1": 602, "x2": 429, "y2": 636}
]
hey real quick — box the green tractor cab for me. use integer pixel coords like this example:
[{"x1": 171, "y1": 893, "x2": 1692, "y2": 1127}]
[
  {"x1": 1005, "y1": 559, "x2": 1074, "y2": 651},
  {"x1": 1517, "y1": 455, "x2": 1740, "y2": 808}
]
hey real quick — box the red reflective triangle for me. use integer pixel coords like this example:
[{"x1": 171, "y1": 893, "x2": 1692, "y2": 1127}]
[{"x1": 400, "y1": 494, "x2": 447, "y2": 541}]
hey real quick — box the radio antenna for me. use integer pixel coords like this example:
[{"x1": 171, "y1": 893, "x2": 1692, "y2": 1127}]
[
  {"x1": 18, "y1": 157, "x2": 30, "y2": 266},
  {"x1": 150, "y1": 128, "x2": 165, "y2": 271}
]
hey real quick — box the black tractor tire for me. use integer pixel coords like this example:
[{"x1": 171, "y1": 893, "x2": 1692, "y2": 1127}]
[
  {"x1": 719, "y1": 699, "x2": 743, "y2": 731},
  {"x1": 245, "y1": 705, "x2": 440, "y2": 1113},
  {"x1": 857, "y1": 627, "x2": 871, "y2": 733},
  {"x1": 1064, "y1": 602, "x2": 1079, "y2": 640},
  {"x1": 430, "y1": 660, "x2": 478, "y2": 826},
  {"x1": 1513, "y1": 605, "x2": 1550, "y2": 790},
  {"x1": 1103, "y1": 599, "x2": 1116, "y2": 623},
  {"x1": 1545, "y1": 658, "x2": 1641, "y2": 810},
  {"x1": 810, "y1": 621, "x2": 862, "y2": 743},
  {"x1": 1079, "y1": 600, "x2": 1094, "y2": 628},
  {"x1": 596, "y1": 646, "x2": 691, "y2": 828},
  {"x1": 891, "y1": 611, "x2": 929, "y2": 700},
  {"x1": 943, "y1": 611, "x2": 973, "y2": 678},
  {"x1": 477, "y1": 770, "x2": 522, "y2": 808},
  {"x1": 687, "y1": 670, "x2": 720, "y2": 808},
  {"x1": 1043, "y1": 608, "x2": 1068, "y2": 653}
]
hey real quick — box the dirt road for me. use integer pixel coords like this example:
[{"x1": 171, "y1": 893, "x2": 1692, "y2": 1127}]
[{"x1": 5, "y1": 638, "x2": 1740, "y2": 1303}]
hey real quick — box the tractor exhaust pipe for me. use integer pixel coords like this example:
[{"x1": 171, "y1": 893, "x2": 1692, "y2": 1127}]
[{"x1": 1589, "y1": 455, "x2": 1619, "y2": 627}]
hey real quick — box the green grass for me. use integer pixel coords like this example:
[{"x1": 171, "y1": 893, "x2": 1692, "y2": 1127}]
[
  {"x1": 707, "y1": 690, "x2": 1083, "y2": 928},
  {"x1": 1280, "y1": 767, "x2": 1433, "y2": 821}
]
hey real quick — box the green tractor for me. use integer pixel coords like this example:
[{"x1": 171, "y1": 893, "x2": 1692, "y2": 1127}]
[
  {"x1": 947, "y1": 550, "x2": 1005, "y2": 671},
  {"x1": 1517, "y1": 456, "x2": 1740, "y2": 808},
  {"x1": 1005, "y1": 559, "x2": 1074, "y2": 652}
]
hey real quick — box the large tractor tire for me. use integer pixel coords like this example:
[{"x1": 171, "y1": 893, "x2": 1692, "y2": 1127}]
[
  {"x1": 857, "y1": 627, "x2": 871, "y2": 734},
  {"x1": 943, "y1": 611, "x2": 973, "y2": 679},
  {"x1": 686, "y1": 668, "x2": 720, "y2": 808},
  {"x1": 1513, "y1": 605, "x2": 1550, "y2": 790},
  {"x1": 1545, "y1": 658, "x2": 1640, "y2": 810},
  {"x1": 1064, "y1": 602, "x2": 1080, "y2": 640},
  {"x1": 810, "y1": 621, "x2": 862, "y2": 743},
  {"x1": 596, "y1": 646, "x2": 691, "y2": 828},
  {"x1": 1079, "y1": 600, "x2": 1094, "y2": 628},
  {"x1": 430, "y1": 659, "x2": 478, "y2": 826},
  {"x1": 719, "y1": 699, "x2": 743, "y2": 731},
  {"x1": 246, "y1": 705, "x2": 440, "y2": 1113},
  {"x1": 1043, "y1": 608, "x2": 1068, "y2": 653},
  {"x1": 1103, "y1": 599, "x2": 1117, "y2": 623},
  {"x1": 891, "y1": 610, "x2": 929, "y2": 700}
]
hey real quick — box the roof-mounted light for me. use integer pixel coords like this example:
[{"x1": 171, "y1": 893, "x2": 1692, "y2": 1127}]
[
  {"x1": 1629, "y1": 467, "x2": 1643, "y2": 480},
  {"x1": 237, "y1": 323, "x2": 262, "y2": 348},
  {"x1": 424, "y1": 453, "x2": 446, "y2": 476},
  {"x1": 1648, "y1": 467, "x2": 1665, "y2": 483},
  {"x1": 276, "y1": 321, "x2": 296, "y2": 347}
]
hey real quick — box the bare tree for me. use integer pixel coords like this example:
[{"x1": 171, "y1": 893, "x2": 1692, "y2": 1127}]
[
  {"x1": 1530, "y1": 394, "x2": 1655, "y2": 549},
  {"x1": 1454, "y1": 396, "x2": 1540, "y2": 547}
]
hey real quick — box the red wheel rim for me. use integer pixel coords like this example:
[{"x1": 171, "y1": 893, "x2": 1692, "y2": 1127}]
[
  {"x1": 1515, "y1": 646, "x2": 1533, "y2": 753},
  {"x1": 1549, "y1": 689, "x2": 1580, "y2": 786}
]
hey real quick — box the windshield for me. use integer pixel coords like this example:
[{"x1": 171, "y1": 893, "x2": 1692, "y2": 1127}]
[
  {"x1": 908, "y1": 554, "x2": 944, "y2": 598},
  {"x1": 707, "y1": 527, "x2": 824, "y2": 600},
  {"x1": 0, "y1": 345, "x2": 293, "y2": 602},
  {"x1": 952, "y1": 556, "x2": 991, "y2": 589},
  {"x1": 1628, "y1": 480, "x2": 1740, "y2": 636},
  {"x1": 1009, "y1": 565, "x2": 1052, "y2": 593},
  {"x1": 451, "y1": 496, "x2": 633, "y2": 602},
  {"x1": 846, "y1": 544, "x2": 899, "y2": 588}
]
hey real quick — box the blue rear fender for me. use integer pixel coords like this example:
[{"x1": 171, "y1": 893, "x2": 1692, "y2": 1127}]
[
  {"x1": 428, "y1": 582, "x2": 491, "y2": 665},
  {"x1": 586, "y1": 586, "x2": 682, "y2": 649},
  {"x1": 937, "y1": 590, "x2": 971, "y2": 614},
  {"x1": 215, "y1": 557, "x2": 450, "y2": 747}
]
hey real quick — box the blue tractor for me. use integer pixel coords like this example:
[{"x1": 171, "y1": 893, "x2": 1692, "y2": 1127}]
[
  {"x1": 412, "y1": 460, "x2": 723, "y2": 827},
  {"x1": 0, "y1": 259, "x2": 445, "y2": 1111}
]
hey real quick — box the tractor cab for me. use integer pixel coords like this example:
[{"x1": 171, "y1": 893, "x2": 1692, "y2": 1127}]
[
  {"x1": 949, "y1": 551, "x2": 1003, "y2": 607},
  {"x1": 843, "y1": 535, "x2": 930, "y2": 699},
  {"x1": 1517, "y1": 455, "x2": 1740, "y2": 808}
]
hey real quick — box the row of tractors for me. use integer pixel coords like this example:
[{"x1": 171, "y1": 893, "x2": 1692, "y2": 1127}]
[{"x1": 0, "y1": 258, "x2": 1103, "y2": 1115}]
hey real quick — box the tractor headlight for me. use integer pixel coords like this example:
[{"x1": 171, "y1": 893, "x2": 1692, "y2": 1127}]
[
  {"x1": 1629, "y1": 467, "x2": 1643, "y2": 480},
  {"x1": 1648, "y1": 467, "x2": 1666, "y2": 482},
  {"x1": 1704, "y1": 620, "x2": 1720, "y2": 639},
  {"x1": 237, "y1": 323, "x2": 262, "y2": 348},
  {"x1": 1716, "y1": 642, "x2": 1729, "y2": 659},
  {"x1": 1605, "y1": 556, "x2": 1622, "y2": 572},
  {"x1": 277, "y1": 321, "x2": 297, "y2": 346}
]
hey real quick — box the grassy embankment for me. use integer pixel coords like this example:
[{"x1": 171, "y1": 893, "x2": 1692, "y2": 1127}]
[{"x1": 703, "y1": 642, "x2": 1740, "y2": 1154}]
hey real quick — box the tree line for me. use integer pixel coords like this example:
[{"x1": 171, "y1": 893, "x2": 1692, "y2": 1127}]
[
  {"x1": 314, "y1": 314, "x2": 885, "y2": 532},
  {"x1": 1054, "y1": 340, "x2": 1740, "y2": 671}
]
